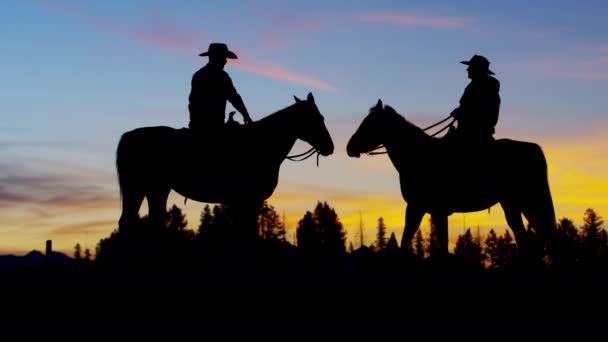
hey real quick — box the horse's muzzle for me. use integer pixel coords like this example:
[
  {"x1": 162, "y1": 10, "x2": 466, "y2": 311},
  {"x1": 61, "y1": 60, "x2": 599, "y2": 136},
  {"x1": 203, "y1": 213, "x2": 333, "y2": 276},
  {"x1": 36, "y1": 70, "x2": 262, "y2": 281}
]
[
  {"x1": 346, "y1": 147, "x2": 360, "y2": 158},
  {"x1": 320, "y1": 144, "x2": 334, "y2": 156}
]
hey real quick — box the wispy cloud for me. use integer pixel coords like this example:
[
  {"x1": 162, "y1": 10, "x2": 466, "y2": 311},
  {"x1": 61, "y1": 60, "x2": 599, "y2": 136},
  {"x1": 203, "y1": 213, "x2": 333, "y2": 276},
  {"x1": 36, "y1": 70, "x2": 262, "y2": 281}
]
[
  {"x1": 39, "y1": 0, "x2": 201, "y2": 51},
  {"x1": 0, "y1": 174, "x2": 116, "y2": 209},
  {"x1": 0, "y1": 155, "x2": 117, "y2": 212},
  {"x1": 51, "y1": 219, "x2": 117, "y2": 236},
  {"x1": 37, "y1": 0, "x2": 339, "y2": 93},
  {"x1": 352, "y1": 12, "x2": 474, "y2": 29},
  {"x1": 510, "y1": 46, "x2": 608, "y2": 80},
  {"x1": 231, "y1": 59, "x2": 340, "y2": 93}
]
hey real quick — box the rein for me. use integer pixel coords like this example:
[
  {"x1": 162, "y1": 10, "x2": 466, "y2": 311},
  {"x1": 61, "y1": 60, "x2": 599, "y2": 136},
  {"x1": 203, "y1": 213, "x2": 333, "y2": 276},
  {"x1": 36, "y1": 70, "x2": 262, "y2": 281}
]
[
  {"x1": 366, "y1": 115, "x2": 455, "y2": 155},
  {"x1": 286, "y1": 147, "x2": 320, "y2": 166}
]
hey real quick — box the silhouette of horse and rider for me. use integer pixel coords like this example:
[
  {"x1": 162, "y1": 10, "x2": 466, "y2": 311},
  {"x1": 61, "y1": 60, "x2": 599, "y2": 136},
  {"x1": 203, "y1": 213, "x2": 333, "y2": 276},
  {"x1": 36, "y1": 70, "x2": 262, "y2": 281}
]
[
  {"x1": 116, "y1": 43, "x2": 334, "y2": 239},
  {"x1": 116, "y1": 44, "x2": 557, "y2": 264},
  {"x1": 347, "y1": 55, "x2": 558, "y2": 264}
]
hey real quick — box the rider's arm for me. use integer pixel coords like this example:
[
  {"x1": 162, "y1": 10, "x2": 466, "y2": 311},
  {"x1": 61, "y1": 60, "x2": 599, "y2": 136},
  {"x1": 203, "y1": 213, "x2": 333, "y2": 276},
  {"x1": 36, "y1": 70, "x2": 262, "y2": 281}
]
[
  {"x1": 451, "y1": 83, "x2": 473, "y2": 120},
  {"x1": 226, "y1": 75, "x2": 252, "y2": 124},
  {"x1": 230, "y1": 93, "x2": 252, "y2": 124}
]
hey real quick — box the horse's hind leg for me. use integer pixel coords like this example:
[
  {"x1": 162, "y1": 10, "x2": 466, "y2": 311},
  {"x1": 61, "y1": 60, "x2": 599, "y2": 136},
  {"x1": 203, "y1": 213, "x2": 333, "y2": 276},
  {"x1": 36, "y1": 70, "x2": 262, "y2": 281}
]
[
  {"x1": 119, "y1": 189, "x2": 145, "y2": 232},
  {"x1": 401, "y1": 203, "x2": 426, "y2": 252},
  {"x1": 500, "y1": 202, "x2": 530, "y2": 263},
  {"x1": 522, "y1": 204, "x2": 559, "y2": 266}
]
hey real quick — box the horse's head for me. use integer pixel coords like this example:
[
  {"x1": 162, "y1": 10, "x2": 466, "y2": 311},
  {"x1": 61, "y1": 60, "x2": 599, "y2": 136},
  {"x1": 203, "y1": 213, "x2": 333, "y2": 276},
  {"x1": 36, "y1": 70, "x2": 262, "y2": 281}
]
[
  {"x1": 347, "y1": 99, "x2": 389, "y2": 158},
  {"x1": 293, "y1": 92, "x2": 334, "y2": 156}
]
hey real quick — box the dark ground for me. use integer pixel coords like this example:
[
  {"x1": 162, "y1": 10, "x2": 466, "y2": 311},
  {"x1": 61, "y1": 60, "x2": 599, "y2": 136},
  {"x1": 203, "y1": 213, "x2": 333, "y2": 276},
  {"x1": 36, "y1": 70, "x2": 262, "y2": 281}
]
[{"x1": 1, "y1": 263, "x2": 607, "y2": 338}]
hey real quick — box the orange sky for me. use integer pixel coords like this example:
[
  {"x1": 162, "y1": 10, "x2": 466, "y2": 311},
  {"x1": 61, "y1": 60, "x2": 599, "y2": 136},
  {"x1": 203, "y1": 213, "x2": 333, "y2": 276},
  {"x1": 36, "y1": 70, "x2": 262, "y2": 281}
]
[{"x1": 1, "y1": 123, "x2": 606, "y2": 256}]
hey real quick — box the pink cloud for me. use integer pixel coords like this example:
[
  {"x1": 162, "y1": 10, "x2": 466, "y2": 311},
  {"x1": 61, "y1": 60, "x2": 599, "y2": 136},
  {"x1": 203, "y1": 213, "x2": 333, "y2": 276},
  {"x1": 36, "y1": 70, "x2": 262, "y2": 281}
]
[
  {"x1": 353, "y1": 12, "x2": 474, "y2": 29},
  {"x1": 0, "y1": 188, "x2": 31, "y2": 203},
  {"x1": 38, "y1": 0, "x2": 339, "y2": 92},
  {"x1": 0, "y1": 173, "x2": 116, "y2": 209},
  {"x1": 40, "y1": 0, "x2": 201, "y2": 51},
  {"x1": 231, "y1": 59, "x2": 340, "y2": 94},
  {"x1": 259, "y1": 31, "x2": 292, "y2": 51}
]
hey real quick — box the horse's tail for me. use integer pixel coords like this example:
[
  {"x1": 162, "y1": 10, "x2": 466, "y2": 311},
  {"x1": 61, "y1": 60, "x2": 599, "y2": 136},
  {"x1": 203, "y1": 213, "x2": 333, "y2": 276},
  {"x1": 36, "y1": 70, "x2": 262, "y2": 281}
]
[
  {"x1": 116, "y1": 129, "x2": 140, "y2": 202},
  {"x1": 527, "y1": 143, "x2": 559, "y2": 256},
  {"x1": 116, "y1": 131, "x2": 128, "y2": 202},
  {"x1": 532, "y1": 143, "x2": 556, "y2": 226}
]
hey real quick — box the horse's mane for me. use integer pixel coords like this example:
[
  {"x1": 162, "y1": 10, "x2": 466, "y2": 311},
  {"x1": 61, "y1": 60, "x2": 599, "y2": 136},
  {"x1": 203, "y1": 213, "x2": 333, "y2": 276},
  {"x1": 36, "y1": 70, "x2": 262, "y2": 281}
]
[
  {"x1": 256, "y1": 101, "x2": 298, "y2": 125},
  {"x1": 380, "y1": 105, "x2": 432, "y2": 141},
  {"x1": 227, "y1": 101, "x2": 298, "y2": 138}
]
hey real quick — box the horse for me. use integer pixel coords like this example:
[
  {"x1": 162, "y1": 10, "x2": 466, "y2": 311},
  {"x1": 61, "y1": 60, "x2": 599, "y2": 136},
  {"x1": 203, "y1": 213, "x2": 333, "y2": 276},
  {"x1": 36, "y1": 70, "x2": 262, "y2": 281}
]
[
  {"x1": 116, "y1": 92, "x2": 334, "y2": 240},
  {"x1": 346, "y1": 100, "x2": 558, "y2": 263}
]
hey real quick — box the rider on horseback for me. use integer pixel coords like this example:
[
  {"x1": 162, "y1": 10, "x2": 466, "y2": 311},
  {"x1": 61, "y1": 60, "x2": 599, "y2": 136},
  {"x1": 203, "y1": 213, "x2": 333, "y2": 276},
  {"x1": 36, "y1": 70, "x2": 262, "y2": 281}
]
[
  {"x1": 188, "y1": 43, "x2": 253, "y2": 134},
  {"x1": 446, "y1": 54, "x2": 500, "y2": 144}
]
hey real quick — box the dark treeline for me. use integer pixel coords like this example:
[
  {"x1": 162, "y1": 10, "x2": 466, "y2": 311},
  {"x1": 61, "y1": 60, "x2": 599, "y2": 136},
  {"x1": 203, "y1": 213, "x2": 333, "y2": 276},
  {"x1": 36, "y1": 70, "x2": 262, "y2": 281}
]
[
  {"x1": 92, "y1": 200, "x2": 349, "y2": 273},
  {"x1": 78, "y1": 201, "x2": 608, "y2": 274},
  {"x1": 3, "y1": 202, "x2": 608, "y2": 338}
]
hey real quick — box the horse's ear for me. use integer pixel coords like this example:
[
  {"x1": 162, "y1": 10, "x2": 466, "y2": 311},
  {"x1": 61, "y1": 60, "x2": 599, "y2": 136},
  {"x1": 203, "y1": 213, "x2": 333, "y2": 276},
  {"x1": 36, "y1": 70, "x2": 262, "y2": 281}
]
[
  {"x1": 294, "y1": 95, "x2": 302, "y2": 103},
  {"x1": 307, "y1": 92, "x2": 314, "y2": 103},
  {"x1": 376, "y1": 99, "x2": 383, "y2": 109}
]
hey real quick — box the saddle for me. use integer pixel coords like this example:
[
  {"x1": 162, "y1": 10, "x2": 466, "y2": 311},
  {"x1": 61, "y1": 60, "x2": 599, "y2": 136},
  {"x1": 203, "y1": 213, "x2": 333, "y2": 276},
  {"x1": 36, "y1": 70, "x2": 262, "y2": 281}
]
[{"x1": 178, "y1": 113, "x2": 248, "y2": 161}]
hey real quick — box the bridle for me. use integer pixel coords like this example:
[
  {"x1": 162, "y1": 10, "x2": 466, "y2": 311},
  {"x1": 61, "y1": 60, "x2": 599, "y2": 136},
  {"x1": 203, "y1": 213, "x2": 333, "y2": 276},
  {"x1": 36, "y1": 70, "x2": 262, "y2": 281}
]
[{"x1": 366, "y1": 115, "x2": 455, "y2": 155}]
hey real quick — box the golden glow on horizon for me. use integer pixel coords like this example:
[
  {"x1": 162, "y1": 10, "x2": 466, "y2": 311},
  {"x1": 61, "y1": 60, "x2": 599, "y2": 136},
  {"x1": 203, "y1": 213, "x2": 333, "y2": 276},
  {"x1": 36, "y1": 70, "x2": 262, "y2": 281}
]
[{"x1": 1, "y1": 130, "x2": 607, "y2": 256}]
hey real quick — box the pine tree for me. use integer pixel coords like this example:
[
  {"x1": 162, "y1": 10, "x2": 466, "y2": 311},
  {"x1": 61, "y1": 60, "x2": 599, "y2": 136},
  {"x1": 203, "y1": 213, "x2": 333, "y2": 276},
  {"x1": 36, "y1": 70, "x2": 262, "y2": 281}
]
[
  {"x1": 454, "y1": 229, "x2": 483, "y2": 267},
  {"x1": 427, "y1": 217, "x2": 441, "y2": 258},
  {"x1": 296, "y1": 201, "x2": 347, "y2": 256},
  {"x1": 484, "y1": 229, "x2": 499, "y2": 268},
  {"x1": 557, "y1": 217, "x2": 580, "y2": 265},
  {"x1": 74, "y1": 243, "x2": 82, "y2": 262},
  {"x1": 258, "y1": 201, "x2": 286, "y2": 241},
  {"x1": 386, "y1": 232, "x2": 399, "y2": 256},
  {"x1": 414, "y1": 230, "x2": 425, "y2": 258},
  {"x1": 373, "y1": 217, "x2": 387, "y2": 253},
  {"x1": 496, "y1": 229, "x2": 513, "y2": 268},
  {"x1": 167, "y1": 204, "x2": 188, "y2": 232},
  {"x1": 580, "y1": 208, "x2": 606, "y2": 262},
  {"x1": 198, "y1": 204, "x2": 214, "y2": 236}
]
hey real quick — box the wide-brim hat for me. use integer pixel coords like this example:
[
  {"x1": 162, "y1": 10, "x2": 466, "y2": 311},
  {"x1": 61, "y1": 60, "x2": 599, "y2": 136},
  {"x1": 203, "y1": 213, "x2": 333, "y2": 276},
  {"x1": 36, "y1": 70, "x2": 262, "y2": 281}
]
[
  {"x1": 461, "y1": 54, "x2": 494, "y2": 75},
  {"x1": 199, "y1": 43, "x2": 238, "y2": 59}
]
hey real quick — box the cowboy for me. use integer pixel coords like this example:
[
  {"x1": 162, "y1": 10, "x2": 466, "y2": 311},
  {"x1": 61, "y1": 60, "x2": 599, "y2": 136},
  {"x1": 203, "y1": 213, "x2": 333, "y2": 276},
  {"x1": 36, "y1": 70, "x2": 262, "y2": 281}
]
[
  {"x1": 188, "y1": 43, "x2": 253, "y2": 133},
  {"x1": 448, "y1": 54, "x2": 501, "y2": 144}
]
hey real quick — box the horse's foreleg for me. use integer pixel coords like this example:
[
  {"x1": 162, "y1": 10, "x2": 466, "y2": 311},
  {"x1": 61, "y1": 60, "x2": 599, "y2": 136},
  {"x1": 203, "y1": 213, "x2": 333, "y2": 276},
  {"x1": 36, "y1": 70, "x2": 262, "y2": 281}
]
[
  {"x1": 147, "y1": 188, "x2": 170, "y2": 232},
  {"x1": 401, "y1": 204, "x2": 426, "y2": 252},
  {"x1": 431, "y1": 213, "x2": 449, "y2": 258}
]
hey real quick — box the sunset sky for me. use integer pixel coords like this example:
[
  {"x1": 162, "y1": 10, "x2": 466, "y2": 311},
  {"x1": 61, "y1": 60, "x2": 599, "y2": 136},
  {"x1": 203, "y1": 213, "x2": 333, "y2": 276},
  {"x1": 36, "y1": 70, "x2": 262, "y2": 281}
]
[{"x1": 2, "y1": 0, "x2": 608, "y2": 256}]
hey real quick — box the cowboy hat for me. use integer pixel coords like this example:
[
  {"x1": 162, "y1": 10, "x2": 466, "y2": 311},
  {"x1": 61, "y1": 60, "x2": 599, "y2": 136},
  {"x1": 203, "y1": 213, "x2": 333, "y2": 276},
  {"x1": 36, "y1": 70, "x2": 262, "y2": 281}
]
[
  {"x1": 199, "y1": 43, "x2": 238, "y2": 59},
  {"x1": 460, "y1": 54, "x2": 494, "y2": 75}
]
